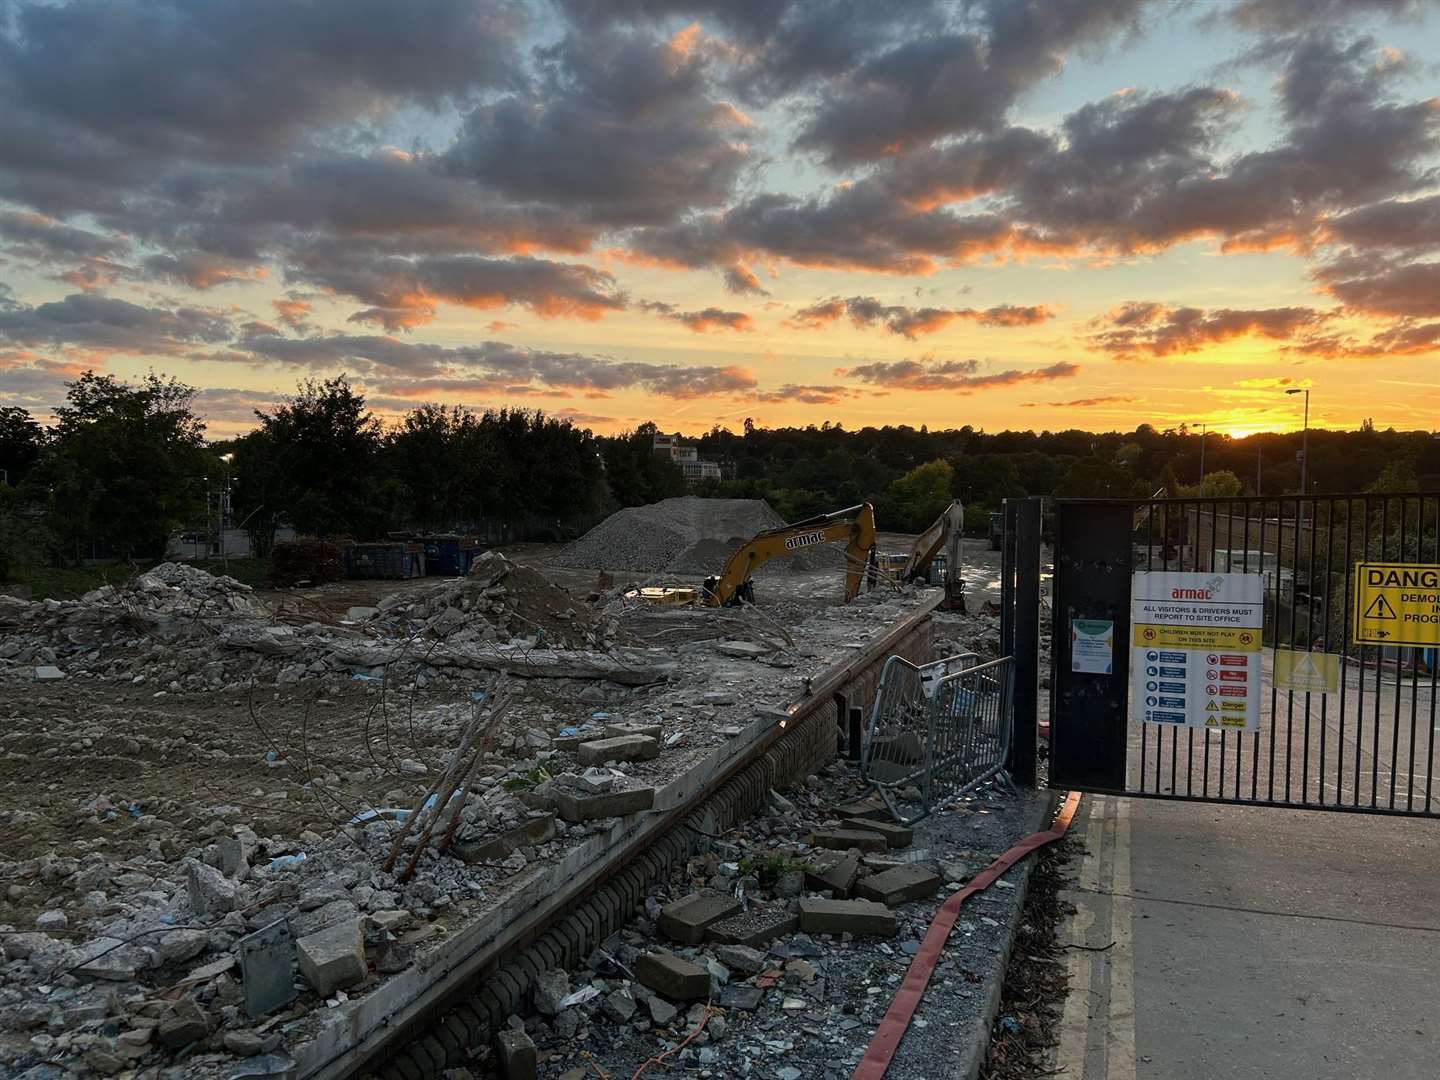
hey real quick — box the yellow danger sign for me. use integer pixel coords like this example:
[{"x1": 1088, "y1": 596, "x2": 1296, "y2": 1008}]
[
  {"x1": 1353, "y1": 563, "x2": 1440, "y2": 647},
  {"x1": 1273, "y1": 648, "x2": 1340, "y2": 693}
]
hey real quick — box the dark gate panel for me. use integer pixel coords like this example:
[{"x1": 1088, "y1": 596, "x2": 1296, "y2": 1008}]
[
  {"x1": 1050, "y1": 500, "x2": 1134, "y2": 792},
  {"x1": 1051, "y1": 492, "x2": 1440, "y2": 818}
]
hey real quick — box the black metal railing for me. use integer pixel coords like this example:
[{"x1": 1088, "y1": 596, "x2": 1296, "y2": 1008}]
[{"x1": 1130, "y1": 492, "x2": 1438, "y2": 816}]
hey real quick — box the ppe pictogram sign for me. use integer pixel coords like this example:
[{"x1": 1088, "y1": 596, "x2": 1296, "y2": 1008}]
[{"x1": 1353, "y1": 563, "x2": 1440, "y2": 647}]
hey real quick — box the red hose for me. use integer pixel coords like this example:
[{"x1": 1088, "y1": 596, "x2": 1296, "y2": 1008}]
[{"x1": 851, "y1": 790, "x2": 1082, "y2": 1079}]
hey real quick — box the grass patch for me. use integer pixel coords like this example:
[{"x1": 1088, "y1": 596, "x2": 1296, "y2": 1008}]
[{"x1": 738, "y1": 852, "x2": 808, "y2": 885}]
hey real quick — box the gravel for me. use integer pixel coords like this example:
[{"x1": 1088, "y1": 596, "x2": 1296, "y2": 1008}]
[{"x1": 552, "y1": 497, "x2": 843, "y2": 576}]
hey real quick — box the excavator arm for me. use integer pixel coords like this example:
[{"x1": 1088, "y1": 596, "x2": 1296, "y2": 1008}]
[
  {"x1": 901, "y1": 500, "x2": 965, "y2": 609},
  {"x1": 704, "y1": 503, "x2": 877, "y2": 607}
]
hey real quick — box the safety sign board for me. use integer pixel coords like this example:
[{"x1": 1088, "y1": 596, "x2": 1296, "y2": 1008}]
[
  {"x1": 1071, "y1": 618, "x2": 1115, "y2": 674},
  {"x1": 1272, "y1": 648, "x2": 1340, "y2": 694},
  {"x1": 1132, "y1": 571, "x2": 1264, "y2": 732},
  {"x1": 1352, "y1": 563, "x2": 1440, "y2": 647}
]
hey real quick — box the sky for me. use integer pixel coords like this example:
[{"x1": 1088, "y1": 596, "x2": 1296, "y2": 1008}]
[{"x1": 2, "y1": 0, "x2": 1440, "y2": 439}]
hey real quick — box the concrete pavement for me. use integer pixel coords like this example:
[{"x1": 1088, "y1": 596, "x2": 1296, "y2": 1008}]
[{"x1": 1054, "y1": 795, "x2": 1440, "y2": 1080}]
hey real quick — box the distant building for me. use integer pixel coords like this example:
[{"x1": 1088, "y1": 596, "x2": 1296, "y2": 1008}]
[{"x1": 653, "y1": 432, "x2": 723, "y2": 484}]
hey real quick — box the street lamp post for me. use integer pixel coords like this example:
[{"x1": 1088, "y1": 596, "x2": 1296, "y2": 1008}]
[{"x1": 1285, "y1": 388, "x2": 1310, "y2": 522}]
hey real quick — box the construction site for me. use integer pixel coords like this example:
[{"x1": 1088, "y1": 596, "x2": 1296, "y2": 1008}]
[{"x1": 0, "y1": 496, "x2": 1046, "y2": 1080}]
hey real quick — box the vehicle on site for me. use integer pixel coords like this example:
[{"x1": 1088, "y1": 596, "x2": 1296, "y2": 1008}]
[
  {"x1": 899, "y1": 500, "x2": 966, "y2": 610},
  {"x1": 702, "y1": 502, "x2": 878, "y2": 606}
]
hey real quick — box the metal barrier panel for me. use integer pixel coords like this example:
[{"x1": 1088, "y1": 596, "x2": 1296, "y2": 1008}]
[
  {"x1": 861, "y1": 652, "x2": 1012, "y2": 820},
  {"x1": 1064, "y1": 492, "x2": 1439, "y2": 817}
]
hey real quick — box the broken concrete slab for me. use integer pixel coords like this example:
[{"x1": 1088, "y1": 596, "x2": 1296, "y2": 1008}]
[
  {"x1": 849, "y1": 819, "x2": 914, "y2": 849},
  {"x1": 797, "y1": 897, "x2": 896, "y2": 937},
  {"x1": 809, "y1": 828, "x2": 888, "y2": 854},
  {"x1": 854, "y1": 865, "x2": 943, "y2": 907},
  {"x1": 720, "y1": 986, "x2": 763, "y2": 1011},
  {"x1": 832, "y1": 795, "x2": 894, "y2": 821},
  {"x1": 715, "y1": 640, "x2": 771, "y2": 659},
  {"x1": 633, "y1": 951, "x2": 710, "y2": 1002},
  {"x1": 657, "y1": 893, "x2": 742, "y2": 945},
  {"x1": 575, "y1": 734, "x2": 659, "y2": 766},
  {"x1": 551, "y1": 786, "x2": 654, "y2": 822},
  {"x1": 603, "y1": 720, "x2": 663, "y2": 740},
  {"x1": 532, "y1": 969, "x2": 569, "y2": 1016},
  {"x1": 453, "y1": 814, "x2": 557, "y2": 864},
  {"x1": 187, "y1": 861, "x2": 239, "y2": 916},
  {"x1": 296, "y1": 918, "x2": 366, "y2": 996},
  {"x1": 805, "y1": 849, "x2": 861, "y2": 899},
  {"x1": 34, "y1": 665, "x2": 64, "y2": 681},
  {"x1": 495, "y1": 1028, "x2": 537, "y2": 1080},
  {"x1": 157, "y1": 998, "x2": 209, "y2": 1048},
  {"x1": 705, "y1": 908, "x2": 800, "y2": 948},
  {"x1": 712, "y1": 944, "x2": 768, "y2": 975}
]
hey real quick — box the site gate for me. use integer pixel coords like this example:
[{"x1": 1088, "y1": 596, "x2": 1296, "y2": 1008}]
[{"x1": 1048, "y1": 493, "x2": 1440, "y2": 817}]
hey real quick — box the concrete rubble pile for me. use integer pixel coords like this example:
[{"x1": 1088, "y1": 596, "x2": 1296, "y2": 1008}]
[
  {"x1": 486, "y1": 760, "x2": 1027, "y2": 1080},
  {"x1": 0, "y1": 557, "x2": 668, "y2": 691}
]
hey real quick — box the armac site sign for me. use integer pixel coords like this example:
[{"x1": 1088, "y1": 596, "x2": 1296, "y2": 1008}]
[{"x1": 1353, "y1": 563, "x2": 1440, "y2": 647}]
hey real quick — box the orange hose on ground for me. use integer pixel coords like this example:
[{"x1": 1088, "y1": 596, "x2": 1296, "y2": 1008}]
[{"x1": 851, "y1": 790, "x2": 1083, "y2": 1080}]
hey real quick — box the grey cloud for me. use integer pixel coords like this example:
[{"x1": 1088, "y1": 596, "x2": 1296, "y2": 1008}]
[
  {"x1": 1086, "y1": 302, "x2": 1329, "y2": 357},
  {"x1": 230, "y1": 332, "x2": 758, "y2": 398},
  {"x1": 445, "y1": 28, "x2": 751, "y2": 227},
  {"x1": 1327, "y1": 195, "x2": 1440, "y2": 249},
  {"x1": 283, "y1": 254, "x2": 627, "y2": 331},
  {"x1": 789, "y1": 295, "x2": 1054, "y2": 336},
  {"x1": 1318, "y1": 257, "x2": 1440, "y2": 317},
  {"x1": 640, "y1": 301, "x2": 754, "y2": 332},
  {"x1": 0, "y1": 210, "x2": 127, "y2": 262},
  {"x1": 1224, "y1": 0, "x2": 1431, "y2": 30},
  {"x1": 0, "y1": 293, "x2": 233, "y2": 354},
  {"x1": 753, "y1": 383, "x2": 863, "y2": 404},
  {"x1": 840, "y1": 358, "x2": 1079, "y2": 391},
  {"x1": 0, "y1": 0, "x2": 526, "y2": 166}
]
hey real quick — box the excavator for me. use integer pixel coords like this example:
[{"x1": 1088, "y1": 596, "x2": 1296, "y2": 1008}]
[
  {"x1": 702, "y1": 503, "x2": 878, "y2": 606},
  {"x1": 897, "y1": 500, "x2": 966, "y2": 610}
]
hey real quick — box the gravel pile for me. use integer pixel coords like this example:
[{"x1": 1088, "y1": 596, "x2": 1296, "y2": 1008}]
[{"x1": 555, "y1": 497, "x2": 844, "y2": 576}]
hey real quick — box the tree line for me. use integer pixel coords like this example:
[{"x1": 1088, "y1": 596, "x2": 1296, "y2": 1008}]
[{"x1": 1, "y1": 370, "x2": 1436, "y2": 577}]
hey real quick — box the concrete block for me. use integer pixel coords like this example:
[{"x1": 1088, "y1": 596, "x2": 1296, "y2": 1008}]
[
  {"x1": 657, "y1": 893, "x2": 742, "y2": 945},
  {"x1": 797, "y1": 898, "x2": 896, "y2": 937},
  {"x1": 296, "y1": 918, "x2": 367, "y2": 995},
  {"x1": 532, "y1": 969, "x2": 569, "y2": 1016},
  {"x1": 552, "y1": 786, "x2": 654, "y2": 822},
  {"x1": 712, "y1": 944, "x2": 767, "y2": 975},
  {"x1": 157, "y1": 998, "x2": 209, "y2": 1048},
  {"x1": 854, "y1": 865, "x2": 942, "y2": 906},
  {"x1": 805, "y1": 849, "x2": 861, "y2": 898},
  {"x1": 454, "y1": 815, "x2": 557, "y2": 864},
  {"x1": 633, "y1": 951, "x2": 710, "y2": 1002},
  {"x1": 810, "y1": 829, "x2": 888, "y2": 854},
  {"x1": 849, "y1": 819, "x2": 914, "y2": 849},
  {"x1": 495, "y1": 1028, "x2": 537, "y2": 1080},
  {"x1": 603, "y1": 721, "x2": 663, "y2": 740},
  {"x1": 187, "y1": 861, "x2": 239, "y2": 916},
  {"x1": 704, "y1": 908, "x2": 799, "y2": 948},
  {"x1": 832, "y1": 796, "x2": 893, "y2": 821},
  {"x1": 576, "y1": 734, "x2": 659, "y2": 766}
]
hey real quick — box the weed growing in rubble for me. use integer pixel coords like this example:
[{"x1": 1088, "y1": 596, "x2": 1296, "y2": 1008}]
[{"x1": 737, "y1": 852, "x2": 807, "y2": 884}]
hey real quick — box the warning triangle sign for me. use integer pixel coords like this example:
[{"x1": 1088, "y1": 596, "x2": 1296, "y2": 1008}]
[
  {"x1": 1364, "y1": 595, "x2": 1398, "y2": 620},
  {"x1": 1205, "y1": 716, "x2": 1220, "y2": 727},
  {"x1": 1293, "y1": 653, "x2": 1321, "y2": 678},
  {"x1": 1206, "y1": 701, "x2": 1220, "y2": 711}
]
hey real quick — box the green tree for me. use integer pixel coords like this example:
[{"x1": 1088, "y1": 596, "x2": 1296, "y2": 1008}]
[
  {"x1": 243, "y1": 376, "x2": 387, "y2": 539},
  {"x1": 31, "y1": 371, "x2": 208, "y2": 561},
  {"x1": 1366, "y1": 458, "x2": 1419, "y2": 493},
  {"x1": 602, "y1": 431, "x2": 686, "y2": 508},
  {"x1": 0, "y1": 407, "x2": 45, "y2": 487},
  {"x1": 879, "y1": 459, "x2": 954, "y2": 532},
  {"x1": 1177, "y1": 470, "x2": 1244, "y2": 498}
]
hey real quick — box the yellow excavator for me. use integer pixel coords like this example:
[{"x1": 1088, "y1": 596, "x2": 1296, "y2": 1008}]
[
  {"x1": 702, "y1": 503, "x2": 878, "y2": 606},
  {"x1": 898, "y1": 500, "x2": 966, "y2": 610}
]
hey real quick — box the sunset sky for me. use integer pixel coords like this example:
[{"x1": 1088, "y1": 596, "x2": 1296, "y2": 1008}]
[{"x1": 2, "y1": 0, "x2": 1439, "y2": 438}]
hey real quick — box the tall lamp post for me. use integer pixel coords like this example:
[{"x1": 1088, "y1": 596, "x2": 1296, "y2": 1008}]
[{"x1": 1285, "y1": 388, "x2": 1310, "y2": 523}]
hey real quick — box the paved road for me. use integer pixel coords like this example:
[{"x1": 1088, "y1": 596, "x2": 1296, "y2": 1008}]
[{"x1": 1054, "y1": 795, "x2": 1440, "y2": 1080}]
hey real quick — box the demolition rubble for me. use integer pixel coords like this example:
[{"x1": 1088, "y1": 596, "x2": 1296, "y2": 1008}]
[{"x1": 0, "y1": 544, "x2": 1004, "y2": 1080}]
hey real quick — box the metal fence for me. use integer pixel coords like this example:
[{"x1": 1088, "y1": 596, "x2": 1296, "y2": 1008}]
[
  {"x1": 1129, "y1": 493, "x2": 1438, "y2": 816},
  {"x1": 861, "y1": 652, "x2": 1015, "y2": 821}
]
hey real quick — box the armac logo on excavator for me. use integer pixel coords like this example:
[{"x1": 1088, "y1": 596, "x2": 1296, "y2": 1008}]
[{"x1": 785, "y1": 529, "x2": 828, "y2": 550}]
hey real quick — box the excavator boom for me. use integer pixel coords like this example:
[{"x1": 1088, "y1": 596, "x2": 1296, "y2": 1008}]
[
  {"x1": 901, "y1": 500, "x2": 965, "y2": 609},
  {"x1": 704, "y1": 503, "x2": 877, "y2": 606}
]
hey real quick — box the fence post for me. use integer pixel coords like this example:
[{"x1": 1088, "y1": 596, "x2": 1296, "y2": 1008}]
[{"x1": 1008, "y1": 497, "x2": 1042, "y2": 786}]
